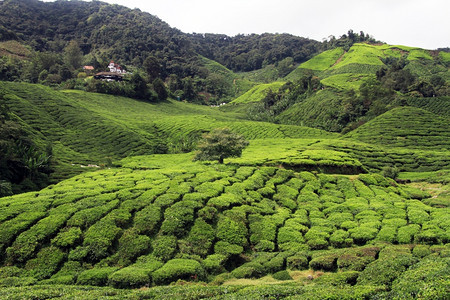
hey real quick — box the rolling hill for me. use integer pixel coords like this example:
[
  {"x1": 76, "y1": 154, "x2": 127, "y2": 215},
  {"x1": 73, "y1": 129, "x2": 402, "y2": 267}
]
[
  {"x1": 0, "y1": 80, "x2": 449, "y2": 298},
  {"x1": 0, "y1": 1, "x2": 449, "y2": 298}
]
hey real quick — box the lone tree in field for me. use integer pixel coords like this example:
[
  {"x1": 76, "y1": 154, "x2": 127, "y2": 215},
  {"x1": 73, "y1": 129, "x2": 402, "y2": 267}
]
[{"x1": 194, "y1": 128, "x2": 249, "y2": 164}]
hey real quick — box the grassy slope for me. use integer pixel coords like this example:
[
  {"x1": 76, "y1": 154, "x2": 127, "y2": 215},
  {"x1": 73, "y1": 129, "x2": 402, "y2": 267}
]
[
  {"x1": 231, "y1": 82, "x2": 285, "y2": 104},
  {"x1": 0, "y1": 81, "x2": 335, "y2": 182},
  {"x1": 344, "y1": 106, "x2": 450, "y2": 150}
]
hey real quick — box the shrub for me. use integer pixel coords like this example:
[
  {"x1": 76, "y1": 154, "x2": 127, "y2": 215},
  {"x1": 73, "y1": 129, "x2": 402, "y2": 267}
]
[
  {"x1": 133, "y1": 205, "x2": 161, "y2": 235},
  {"x1": 375, "y1": 226, "x2": 397, "y2": 243},
  {"x1": 207, "y1": 193, "x2": 243, "y2": 210},
  {"x1": 24, "y1": 246, "x2": 66, "y2": 280},
  {"x1": 314, "y1": 271, "x2": 360, "y2": 286},
  {"x1": 108, "y1": 267, "x2": 150, "y2": 289},
  {"x1": 180, "y1": 218, "x2": 215, "y2": 257},
  {"x1": 390, "y1": 256, "x2": 450, "y2": 299},
  {"x1": 231, "y1": 262, "x2": 265, "y2": 279},
  {"x1": 349, "y1": 226, "x2": 379, "y2": 245},
  {"x1": 407, "y1": 209, "x2": 430, "y2": 225},
  {"x1": 152, "y1": 259, "x2": 205, "y2": 285},
  {"x1": 160, "y1": 201, "x2": 197, "y2": 237},
  {"x1": 76, "y1": 267, "x2": 118, "y2": 286},
  {"x1": 330, "y1": 230, "x2": 352, "y2": 248},
  {"x1": 116, "y1": 229, "x2": 151, "y2": 265},
  {"x1": 397, "y1": 224, "x2": 421, "y2": 243},
  {"x1": 197, "y1": 206, "x2": 218, "y2": 222},
  {"x1": 337, "y1": 247, "x2": 379, "y2": 271},
  {"x1": 216, "y1": 216, "x2": 247, "y2": 246},
  {"x1": 287, "y1": 253, "x2": 309, "y2": 270},
  {"x1": 309, "y1": 254, "x2": 337, "y2": 271},
  {"x1": 272, "y1": 270, "x2": 293, "y2": 281},
  {"x1": 152, "y1": 235, "x2": 177, "y2": 262},
  {"x1": 6, "y1": 213, "x2": 71, "y2": 263},
  {"x1": 257, "y1": 186, "x2": 275, "y2": 197},
  {"x1": 254, "y1": 240, "x2": 275, "y2": 252},
  {"x1": 358, "y1": 174, "x2": 378, "y2": 186},
  {"x1": 412, "y1": 244, "x2": 431, "y2": 258},
  {"x1": 263, "y1": 253, "x2": 287, "y2": 273},
  {"x1": 277, "y1": 227, "x2": 304, "y2": 244},
  {"x1": 414, "y1": 228, "x2": 443, "y2": 244},
  {"x1": 357, "y1": 247, "x2": 417, "y2": 287},
  {"x1": 214, "y1": 241, "x2": 243, "y2": 255},
  {"x1": 83, "y1": 219, "x2": 122, "y2": 261},
  {"x1": 154, "y1": 193, "x2": 180, "y2": 208},
  {"x1": 337, "y1": 177, "x2": 358, "y2": 199},
  {"x1": 306, "y1": 238, "x2": 329, "y2": 250},
  {"x1": 249, "y1": 214, "x2": 277, "y2": 245},
  {"x1": 51, "y1": 227, "x2": 82, "y2": 248},
  {"x1": 203, "y1": 254, "x2": 227, "y2": 274}
]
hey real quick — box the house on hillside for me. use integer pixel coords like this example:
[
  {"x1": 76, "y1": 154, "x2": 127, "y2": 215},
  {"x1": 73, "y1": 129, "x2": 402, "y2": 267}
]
[
  {"x1": 108, "y1": 61, "x2": 126, "y2": 74},
  {"x1": 94, "y1": 72, "x2": 123, "y2": 82},
  {"x1": 83, "y1": 65, "x2": 95, "y2": 74}
]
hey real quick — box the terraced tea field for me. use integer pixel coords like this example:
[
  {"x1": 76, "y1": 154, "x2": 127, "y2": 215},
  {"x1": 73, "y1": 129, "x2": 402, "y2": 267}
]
[
  {"x1": 0, "y1": 79, "x2": 449, "y2": 298},
  {"x1": 0, "y1": 155, "x2": 448, "y2": 298}
]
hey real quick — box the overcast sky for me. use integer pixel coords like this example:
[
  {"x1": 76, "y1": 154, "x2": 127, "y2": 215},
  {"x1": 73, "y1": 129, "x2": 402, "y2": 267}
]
[{"x1": 45, "y1": 0, "x2": 449, "y2": 49}]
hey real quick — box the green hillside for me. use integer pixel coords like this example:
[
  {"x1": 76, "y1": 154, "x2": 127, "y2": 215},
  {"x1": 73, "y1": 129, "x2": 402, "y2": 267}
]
[
  {"x1": 0, "y1": 153, "x2": 448, "y2": 298},
  {"x1": 0, "y1": 1, "x2": 449, "y2": 297},
  {"x1": 344, "y1": 106, "x2": 450, "y2": 150},
  {"x1": 0, "y1": 81, "x2": 336, "y2": 185},
  {"x1": 231, "y1": 82, "x2": 285, "y2": 104}
]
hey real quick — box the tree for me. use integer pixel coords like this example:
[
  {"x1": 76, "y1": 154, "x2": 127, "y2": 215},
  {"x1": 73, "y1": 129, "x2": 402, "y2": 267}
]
[
  {"x1": 64, "y1": 40, "x2": 83, "y2": 70},
  {"x1": 143, "y1": 56, "x2": 161, "y2": 82},
  {"x1": 194, "y1": 128, "x2": 249, "y2": 164},
  {"x1": 153, "y1": 78, "x2": 168, "y2": 101}
]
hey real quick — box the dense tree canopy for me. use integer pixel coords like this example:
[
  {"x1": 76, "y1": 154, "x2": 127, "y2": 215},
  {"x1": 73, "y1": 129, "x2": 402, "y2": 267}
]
[{"x1": 194, "y1": 128, "x2": 249, "y2": 164}]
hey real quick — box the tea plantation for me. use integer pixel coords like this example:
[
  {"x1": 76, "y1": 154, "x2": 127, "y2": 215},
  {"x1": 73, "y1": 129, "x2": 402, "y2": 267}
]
[
  {"x1": 1, "y1": 80, "x2": 449, "y2": 298},
  {"x1": 0, "y1": 151, "x2": 449, "y2": 298}
]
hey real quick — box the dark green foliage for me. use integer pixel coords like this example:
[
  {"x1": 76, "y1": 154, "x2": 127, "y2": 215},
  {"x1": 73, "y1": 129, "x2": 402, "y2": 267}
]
[
  {"x1": 108, "y1": 255, "x2": 162, "y2": 288},
  {"x1": 133, "y1": 205, "x2": 161, "y2": 235},
  {"x1": 6, "y1": 212, "x2": 71, "y2": 263},
  {"x1": 51, "y1": 227, "x2": 82, "y2": 248},
  {"x1": 160, "y1": 201, "x2": 196, "y2": 237},
  {"x1": 152, "y1": 235, "x2": 177, "y2": 262},
  {"x1": 108, "y1": 268, "x2": 150, "y2": 289},
  {"x1": 152, "y1": 259, "x2": 205, "y2": 285},
  {"x1": 179, "y1": 218, "x2": 214, "y2": 257},
  {"x1": 315, "y1": 271, "x2": 360, "y2": 286},
  {"x1": 309, "y1": 254, "x2": 338, "y2": 271},
  {"x1": 76, "y1": 267, "x2": 118, "y2": 286},
  {"x1": 216, "y1": 216, "x2": 247, "y2": 247},
  {"x1": 249, "y1": 214, "x2": 277, "y2": 245},
  {"x1": 116, "y1": 229, "x2": 151, "y2": 266},
  {"x1": 214, "y1": 241, "x2": 243, "y2": 255},
  {"x1": 390, "y1": 256, "x2": 450, "y2": 299},
  {"x1": 231, "y1": 262, "x2": 265, "y2": 279},
  {"x1": 203, "y1": 254, "x2": 227, "y2": 274},
  {"x1": 357, "y1": 246, "x2": 417, "y2": 287},
  {"x1": 194, "y1": 128, "x2": 249, "y2": 164},
  {"x1": 337, "y1": 247, "x2": 379, "y2": 271},
  {"x1": 272, "y1": 270, "x2": 293, "y2": 281},
  {"x1": 24, "y1": 246, "x2": 66, "y2": 280},
  {"x1": 287, "y1": 253, "x2": 309, "y2": 270}
]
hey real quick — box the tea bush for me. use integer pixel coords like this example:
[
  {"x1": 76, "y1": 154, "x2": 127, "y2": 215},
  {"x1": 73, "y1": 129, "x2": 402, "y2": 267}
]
[
  {"x1": 152, "y1": 259, "x2": 205, "y2": 285},
  {"x1": 76, "y1": 267, "x2": 118, "y2": 286}
]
